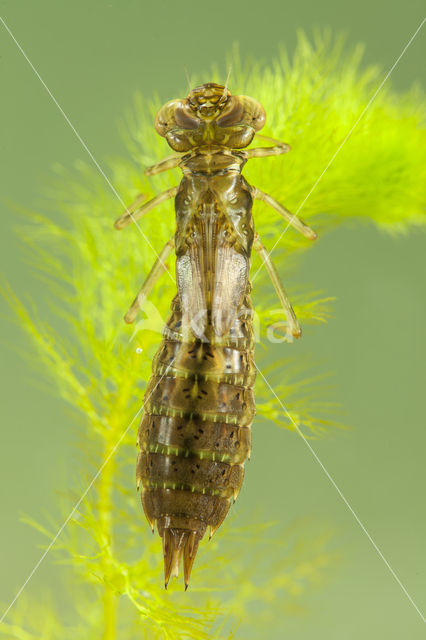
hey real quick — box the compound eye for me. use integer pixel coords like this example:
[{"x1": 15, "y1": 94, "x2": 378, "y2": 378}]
[
  {"x1": 174, "y1": 104, "x2": 200, "y2": 129},
  {"x1": 154, "y1": 100, "x2": 179, "y2": 136},
  {"x1": 251, "y1": 107, "x2": 266, "y2": 131},
  {"x1": 216, "y1": 96, "x2": 244, "y2": 127},
  {"x1": 154, "y1": 100, "x2": 199, "y2": 136},
  {"x1": 154, "y1": 115, "x2": 168, "y2": 136}
]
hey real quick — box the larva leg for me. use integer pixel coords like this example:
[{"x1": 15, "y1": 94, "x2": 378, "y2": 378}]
[
  {"x1": 114, "y1": 186, "x2": 178, "y2": 230},
  {"x1": 247, "y1": 134, "x2": 291, "y2": 159},
  {"x1": 253, "y1": 234, "x2": 301, "y2": 339},
  {"x1": 252, "y1": 186, "x2": 317, "y2": 240},
  {"x1": 145, "y1": 155, "x2": 181, "y2": 176},
  {"x1": 120, "y1": 192, "x2": 148, "y2": 215},
  {"x1": 124, "y1": 238, "x2": 174, "y2": 324}
]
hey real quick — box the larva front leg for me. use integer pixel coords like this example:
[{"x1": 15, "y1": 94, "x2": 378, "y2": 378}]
[
  {"x1": 145, "y1": 155, "x2": 181, "y2": 176},
  {"x1": 246, "y1": 133, "x2": 291, "y2": 158}
]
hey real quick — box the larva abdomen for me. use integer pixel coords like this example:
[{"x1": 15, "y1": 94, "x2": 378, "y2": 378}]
[{"x1": 136, "y1": 300, "x2": 255, "y2": 588}]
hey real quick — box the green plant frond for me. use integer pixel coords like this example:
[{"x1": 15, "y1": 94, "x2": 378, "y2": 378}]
[
  {"x1": 0, "y1": 594, "x2": 69, "y2": 640},
  {"x1": 293, "y1": 293, "x2": 335, "y2": 324},
  {"x1": 254, "y1": 356, "x2": 342, "y2": 435},
  {"x1": 3, "y1": 31, "x2": 425, "y2": 639},
  {"x1": 255, "y1": 290, "x2": 334, "y2": 329}
]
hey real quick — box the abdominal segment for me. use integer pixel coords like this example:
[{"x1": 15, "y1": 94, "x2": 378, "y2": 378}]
[{"x1": 136, "y1": 296, "x2": 256, "y2": 588}]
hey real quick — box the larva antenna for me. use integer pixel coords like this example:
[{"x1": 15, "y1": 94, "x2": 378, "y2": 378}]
[
  {"x1": 184, "y1": 65, "x2": 192, "y2": 93},
  {"x1": 223, "y1": 63, "x2": 232, "y2": 96}
]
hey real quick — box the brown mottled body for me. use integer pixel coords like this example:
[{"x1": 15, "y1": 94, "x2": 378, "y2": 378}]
[
  {"x1": 115, "y1": 83, "x2": 317, "y2": 588},
  {"x1": 138, "y1": 144, "x2": 257, "y2": 587},
  {"x1": 137, "y1": 296, "x2": 255, "y2": 584}
]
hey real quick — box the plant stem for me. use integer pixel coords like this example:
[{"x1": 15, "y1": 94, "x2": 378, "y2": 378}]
[{"x1": 98, "y1": 434, "x2": 117, "y2": 640}]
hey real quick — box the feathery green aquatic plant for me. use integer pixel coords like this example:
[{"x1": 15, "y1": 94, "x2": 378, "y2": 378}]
[{"x1": 1, "y1": 31, "x2": 425, "y2": 639}]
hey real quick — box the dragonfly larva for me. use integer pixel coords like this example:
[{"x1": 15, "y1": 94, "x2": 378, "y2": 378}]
[{"x1": 114, "y1": 82, "x2": 317, "y2": 589}]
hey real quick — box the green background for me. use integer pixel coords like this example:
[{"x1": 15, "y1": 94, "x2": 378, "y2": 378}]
[{"x1": 0, "y1": 1, "x2": 425, "y2": 637}]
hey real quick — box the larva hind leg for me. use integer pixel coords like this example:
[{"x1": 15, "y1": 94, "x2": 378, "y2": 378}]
[
  {"x1": 252, "y1": 186, "x2": 317, "y2": 240},
  {"x1": 124, "y1": 238, "x2": 174, "y2": 324},
  {"x1": 253, "y1": 234, "x2": 301, "y2": 339}
]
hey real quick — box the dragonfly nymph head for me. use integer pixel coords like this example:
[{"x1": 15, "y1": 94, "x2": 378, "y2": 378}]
[
  {"x1": 154, "y1": 82, "x2": 266, "y2": 151},
  {"x1": 187, "y1": 82, "x2": 231, "y2": 118}
]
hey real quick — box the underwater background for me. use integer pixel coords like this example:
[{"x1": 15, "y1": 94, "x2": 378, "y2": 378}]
[{"x1": 0, "y1": 1, "x2": 425, "y2": 638}]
